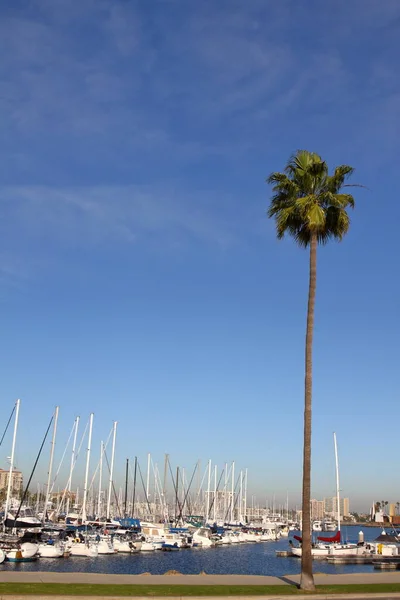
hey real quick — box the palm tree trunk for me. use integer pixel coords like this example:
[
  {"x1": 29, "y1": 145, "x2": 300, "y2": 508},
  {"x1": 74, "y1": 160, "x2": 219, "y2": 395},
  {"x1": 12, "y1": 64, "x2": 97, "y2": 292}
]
[{"x1": 300, "y1": 232, "x2": 317, "y2": 591}]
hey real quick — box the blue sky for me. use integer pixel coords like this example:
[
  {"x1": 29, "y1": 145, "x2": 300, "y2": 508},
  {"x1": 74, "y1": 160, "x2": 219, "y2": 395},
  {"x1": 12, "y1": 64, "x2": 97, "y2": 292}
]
[{"x1": 0, "y1": 0, "x2": 399, "y2": 512}]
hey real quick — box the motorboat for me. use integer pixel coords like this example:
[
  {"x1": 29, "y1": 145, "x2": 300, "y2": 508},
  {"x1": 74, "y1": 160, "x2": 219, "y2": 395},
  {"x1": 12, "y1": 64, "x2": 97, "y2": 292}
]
[
  {"x1": 192, "y1": 527, "x2": 214, "y2": 547},
  {"x1": 5, "y1": 507, "x2": 42, "y2": 529},
  {"x1": 322, "y1": 518, "x2": 337, "y2": 531}
]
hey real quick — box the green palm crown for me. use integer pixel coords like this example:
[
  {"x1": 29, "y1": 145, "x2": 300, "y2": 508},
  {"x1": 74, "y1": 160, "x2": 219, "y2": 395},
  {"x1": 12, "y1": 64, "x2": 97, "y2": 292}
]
[{"x1": 267, "y1": 150, "x2": 356, "y2": 247}]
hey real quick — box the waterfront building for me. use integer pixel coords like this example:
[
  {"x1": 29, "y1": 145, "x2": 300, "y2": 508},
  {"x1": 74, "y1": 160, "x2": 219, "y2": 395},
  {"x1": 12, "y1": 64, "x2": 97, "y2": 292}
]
[
  {"x1": 324, "y1": 496, "x2": 349, "y2": 518},
  {"x1": 0, "y1": 467, "x2": 23, "y2": 495},
  {"x1": 311, "y1": 499, "x2": 325, "y2": 520}
]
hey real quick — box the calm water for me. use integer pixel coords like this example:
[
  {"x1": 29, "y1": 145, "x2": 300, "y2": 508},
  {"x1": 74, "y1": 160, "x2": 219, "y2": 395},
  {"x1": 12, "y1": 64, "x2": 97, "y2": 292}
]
[{"x1": 1, "y1": 526, "x2": 387, "y2": 577}]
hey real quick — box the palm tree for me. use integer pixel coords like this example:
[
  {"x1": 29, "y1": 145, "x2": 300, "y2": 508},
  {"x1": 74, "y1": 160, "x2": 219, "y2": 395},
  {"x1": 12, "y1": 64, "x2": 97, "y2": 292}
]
[{"x1": 267, "y1": 150, "x2": 357, "y2": 591}]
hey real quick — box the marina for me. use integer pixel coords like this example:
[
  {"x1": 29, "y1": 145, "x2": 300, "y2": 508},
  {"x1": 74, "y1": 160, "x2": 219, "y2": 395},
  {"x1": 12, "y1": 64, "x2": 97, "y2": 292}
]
[
  {"x1": 1, "y1": 402, "x2": 399, "y2": 578},
  {"x1": 0, "y1": 527, "x2": 396, "y2": 577}
]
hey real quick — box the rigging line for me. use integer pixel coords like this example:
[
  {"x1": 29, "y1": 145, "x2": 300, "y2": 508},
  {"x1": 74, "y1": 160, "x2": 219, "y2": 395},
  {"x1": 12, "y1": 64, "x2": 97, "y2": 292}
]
[
  {"x1": 207, "y1": 467, "x2": 225, "y2": 517},
  {"x1": 56, "y1": 418, "x2": 89, "y2": 515},
  {"x1": 0, "y1": 404, "x2": 16, "y2": 448},
  {"x1": 193, "y1": 462, "x2": 209, "y2": 504},
  {"x1": 224, "y1": 471, "x2": 241, "y2": 522},
  {"x1": 167, "y1": 457, "x2": 183, "y2": 519},
  {"x1": 151, "y1": 459, "x2": 167, "y2": 519},
  {"x1": 137, "y1": 459, "x2": 152, "y2": 515},
  {"x1": 128, "y1": 461, "x2": 139, "y2": 518},
  {"x1": 87, "y1": 426, "x2": 113, "y2": 494},
  {"x1": 49, "y1": 419, "x2": 75, "y2": 496},
  {"x1": 12, "y1": 415, "x2": 54, "y2": 528},
  {"x1": 103, "y1": 448, "x2": 122, "y2": 517},
  {"x1": 131, "y1": 457, "x2": 138, "y2": 519},
  {"x1": 177, "y1": 462, "x2": 198, "y2": 522}
]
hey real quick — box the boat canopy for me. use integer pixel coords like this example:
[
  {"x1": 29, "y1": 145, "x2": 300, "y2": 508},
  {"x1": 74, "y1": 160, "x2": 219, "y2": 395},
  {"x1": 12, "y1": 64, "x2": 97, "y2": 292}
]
[
  {"x1": 317, "y1": 531, "x2": 341, "y2": 543},
  {"x1": 119, "y1": 518, "x2": 140, "y2": 528},
  {"x1": 374, "y1": 534, "x2": 399, "y2": 543}
]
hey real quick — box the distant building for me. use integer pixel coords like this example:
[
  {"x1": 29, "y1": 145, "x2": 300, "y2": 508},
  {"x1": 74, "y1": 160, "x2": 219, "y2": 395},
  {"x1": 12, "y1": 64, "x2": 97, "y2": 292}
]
[
  {"x1": 324, "y1": 497, "x2": 349, "y2": 518},
  {"x1": 0, "y1": 468, "x2": 23, "y2": 495},
  {"x1": 342, "y1": 498, "x2": 350, "y2": 517},
  {"x1": 374, "y1": 510, "x2": 384, "y2": 523},
  {"x1": 311, "y1": 499, "x2": 325, "y2": 520}
]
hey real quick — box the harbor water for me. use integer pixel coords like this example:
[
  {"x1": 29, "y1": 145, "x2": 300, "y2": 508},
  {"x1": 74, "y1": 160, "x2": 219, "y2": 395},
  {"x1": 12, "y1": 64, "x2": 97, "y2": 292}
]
[{"x1": 0, "y1": 526, "x2": 388, "y2": 577}]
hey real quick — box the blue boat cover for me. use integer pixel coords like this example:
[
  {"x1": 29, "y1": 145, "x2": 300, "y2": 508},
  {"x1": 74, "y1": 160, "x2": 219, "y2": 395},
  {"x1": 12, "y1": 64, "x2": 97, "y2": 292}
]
[{"x1": 119, "y1": 518, "x2": 141, "y2": 528}]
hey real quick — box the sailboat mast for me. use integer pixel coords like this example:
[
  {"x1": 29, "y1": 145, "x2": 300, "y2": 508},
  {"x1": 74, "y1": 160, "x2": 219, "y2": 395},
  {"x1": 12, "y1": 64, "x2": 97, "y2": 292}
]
[
  {"x1": 66, "y1": 416, "x2": 79, "y2": 517},
  {"x1": 223, "y1": 462, "x2": 228, "y2": 519},
  {"x1": 97, "y1": 440, "x2": 103, "y2": 518},
  {"x1": 35, "y1": 483, "x2": 40, "y2": 516},
  {"x1": 205, "y1": 459, "x2": 211, "y2": 523},
  {"x1": 4, "y1": 398, "x2": 20, "y2": 528},
  {"x1": 239, "y1": 470, "x2": 243, "y2": 522},
  {"x1": 333, "y1": 431, "x2": 341, "y2": 532},
  {"x1": 82, "y1": 412, "x2": 94, "y2": 522},
  {"x1": 132, "y1": 456, "x2": 138, "y2": 517},
  {"x1": 163, "y1": 453, "x2": 169, "y2": 500},
  {"x1": 124, "y1": 458, "x2": 129, "y2": 518},
  {"x1": 230, "y1": 461, "x2": 235, "y2": 523},
  {"x1": 146, "y1": 453, "x2": 151, "y2": 501},
  {"x1": 43, "y1": 405, "x2": 59, "y2": 523},
  {"x1": 213, "y1": 465, "x2": 217, "y2": 522},
  {"x1": 175, "y1": 466, "x2": 179, "y2": 524},
  {"x1": 244, "y1": 468, "x2": 248, "y2": 524},
  {"x1": 106, "y1": 421, "x2": 117, "y2": 521}
]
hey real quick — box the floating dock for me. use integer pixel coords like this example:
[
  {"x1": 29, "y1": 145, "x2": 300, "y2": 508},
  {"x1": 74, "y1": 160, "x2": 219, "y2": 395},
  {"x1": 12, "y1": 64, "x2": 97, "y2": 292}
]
[{"x1": 326, "y1": 555, "x2": 375, "y2": 564}]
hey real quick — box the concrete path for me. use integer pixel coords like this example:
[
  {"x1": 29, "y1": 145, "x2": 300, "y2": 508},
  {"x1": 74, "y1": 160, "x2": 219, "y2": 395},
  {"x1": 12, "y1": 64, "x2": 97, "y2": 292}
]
[{"x1": 2, "y1": 570, "x2": 400, "y2": 586}]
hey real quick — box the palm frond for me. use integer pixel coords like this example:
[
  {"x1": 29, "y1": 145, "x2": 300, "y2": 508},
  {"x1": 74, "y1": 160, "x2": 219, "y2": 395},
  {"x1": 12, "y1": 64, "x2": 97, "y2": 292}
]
[
  {"x1": 319, "y1": 192, "x2": 355, "y2": 209},
  {"x1": 326, "y1": 165, "x2": 354, "y2": 193},
  {"x1": 285, "y1": 150, "x2": 323, "y2": 175},
  {"x1": 325, "y1": 206, "x2": 350, "y2": 241},
  {"x1": 307, "y1": 205, "x2": 326, "y2": 229},
  {"x1": 266, "y1": 150, "x2": 359, "y2": 248},
  {"x1": 334, "y1": 193, "x2": 355, "y2": 209}
]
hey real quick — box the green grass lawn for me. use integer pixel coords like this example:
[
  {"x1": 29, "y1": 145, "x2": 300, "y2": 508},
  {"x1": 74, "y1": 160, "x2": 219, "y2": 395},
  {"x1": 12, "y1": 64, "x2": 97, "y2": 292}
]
[{"x1": 1, "y1": 583, "x2": 400, "y2": 596}]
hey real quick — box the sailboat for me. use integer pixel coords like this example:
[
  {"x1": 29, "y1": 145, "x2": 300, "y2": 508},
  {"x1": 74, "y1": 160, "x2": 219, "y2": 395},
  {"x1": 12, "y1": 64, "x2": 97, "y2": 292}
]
[{"x1": 290, "y1": 432, "x2": 360, "y2": 558}]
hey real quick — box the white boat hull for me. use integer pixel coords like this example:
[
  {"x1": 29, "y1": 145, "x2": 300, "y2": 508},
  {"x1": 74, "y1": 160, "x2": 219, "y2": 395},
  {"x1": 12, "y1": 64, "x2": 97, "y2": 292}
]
[
  {"x1": 6, "y1": 542, "x2": 39, "y2": 560},
  {"x1": 113, "y1": 539, "x2": 141, "y2": 553},
  {"x1": 140, "y1": 541, "x2": 156, "y2": 551},
  {"x1": 97, "y1": 540, "x2": 115, "y2": 554},
  {"x1": 38, "y1": 543, "x2": 64, "y2": 558},
  {"x1": 68, "y1": 543, "x2": 98, "y2": 557},
  {"x1": 291, "y1": 543, "x2": 360, "y2": 557}
]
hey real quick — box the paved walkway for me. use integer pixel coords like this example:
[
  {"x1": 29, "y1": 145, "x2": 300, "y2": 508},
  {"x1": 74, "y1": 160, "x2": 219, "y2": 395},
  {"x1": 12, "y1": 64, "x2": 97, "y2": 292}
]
[{"x1": 2, "y1": 570, "x2": 400, "y2": 586}]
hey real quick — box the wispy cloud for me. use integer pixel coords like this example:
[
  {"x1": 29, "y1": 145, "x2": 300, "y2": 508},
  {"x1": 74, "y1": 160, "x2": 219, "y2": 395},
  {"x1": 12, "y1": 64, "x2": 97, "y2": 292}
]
[
  {"x1": 1, "y1": 0, "x2": 399, "y2": 159},
  {"x1": 1, "y1": 184, "x2": 246, "y2": 248},
  {"x1": 0, "y1": 0, "x2": 399, "y2": 286}
]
